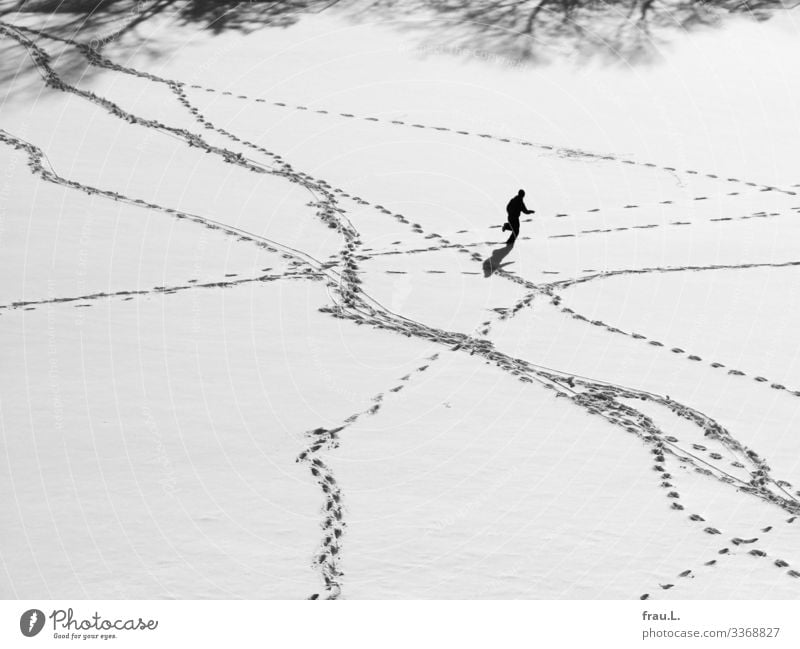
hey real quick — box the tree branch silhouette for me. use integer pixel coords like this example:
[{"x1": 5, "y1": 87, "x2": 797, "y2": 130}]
[{"x1": 0, "y1": 0, "x2": 793, "y2": 93}]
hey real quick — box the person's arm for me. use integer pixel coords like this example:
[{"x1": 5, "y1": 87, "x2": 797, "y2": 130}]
[{"x1": 522, "y1": 200, "x2": 535, "y2": 214}]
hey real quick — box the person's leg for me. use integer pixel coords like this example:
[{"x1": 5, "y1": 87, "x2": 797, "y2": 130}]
[{"x1": 507, "y1": 218, "x2": 519, "y2": 244}]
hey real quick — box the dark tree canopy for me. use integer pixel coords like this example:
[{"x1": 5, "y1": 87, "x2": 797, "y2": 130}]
[{"x1": 0, "y1": 0, "x2": 794, "y2": 76}]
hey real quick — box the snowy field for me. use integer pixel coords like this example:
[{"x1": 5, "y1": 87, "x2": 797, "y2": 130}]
[{"x1": 2, "y1": 2, "x2": 800, "y2": 600}]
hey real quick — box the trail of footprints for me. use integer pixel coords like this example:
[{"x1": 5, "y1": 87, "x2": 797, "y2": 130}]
[
  {"x1": 544, "y1": 208, "x2": 792, "y2": 241},
  {"x1": 21, "y1": 23, "x2": 794, "y2": 265},
  {"x1": 365, "y1": 200, "x2": 800, "y2": 255},
  {"x1": 0, "y1": 24, "x2": 538, "y2": 596},
  {"x1": 191, "y1": 73, "x2": 799, "y2": 240},
  {"x1": 541, "y1": 263, "x2": 800, "y2": 596},
  {"x1": 4, "y1": 22, "x2": 800, "y2": 600},
  {"x1": 65, "y1": 15, "x2": 798, "y2": 239},
  {"x1": 544, "y1": 261, "x2": 800, "y2": 400},
  {"x1": 296, "y1": 354, "x2": 440, "y2": 599},
  {"x1": 180, "y1": 79, "x2": 797, "y2": 197},
  {"x1": 641, "y1": 515, "x2": 800, "y2": 599},
  {"x1": 361, "y1": 202, "x2": 796, "y2": 255},
  {"x1": 0, "y1": 270, "x2": 321, "y2": 313},
  {"x1": 542, "y1": 263, "x2": 800, "y2": 596},
  {"x1": 562, "y1": 380, "x2": 800, "y2": 599},
  {"x1": 639, "y1": 468, "x2": 800, "y2": 600},
  {"x1": 0, "y1": 24, "x2": 392, "y2": 600}
]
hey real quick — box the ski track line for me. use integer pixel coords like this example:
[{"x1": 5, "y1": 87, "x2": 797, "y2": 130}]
[
  {"x1": 553, "y1": 378, "x2": 800, "y2": 600},
  {"x1": 13, "y1": 24, "x2": 799, "y2": 220},
  {"x1": 36, "y1": 27, "x2": 502, "y2": 291},
  {"x1": 539, "y1": 263, "x2": 800, "y2": 597},
  {"x1": 4, "y1": 22, "x2": 800, "y2": 600},
  {"x1": 75, "y1": 20, "x2": 800, "y2": 599},
  {"x1": 0, "y1": 24, "x2": 399, "y2": 599},
  {"x1": 547, "y1": 293, "x2": 800, "y2": 595},
  {"x1": 0, "y1": 24, "x2": 531, "y2": 597},
  {"x1": 161, "y1": 49, "x2": 800, "y2": 603},
  {"x1": 0, "y1": 128, "x2": 343, "y2": 305},
  {"x1": 544, "y1": 259, "x2": 800, "y2": 293},
  {"x1": 600, "y1": 392, "x2": 800, "y2": 600},
  {"x1": 14, "y1": 21, "x2": 798, "y2": 278},
  {"x1": 14, "y1": 22, "x2": 800, "y2": 600}
]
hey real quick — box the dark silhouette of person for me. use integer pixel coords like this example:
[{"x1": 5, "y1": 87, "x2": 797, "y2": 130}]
[{"x1": 502, "y1": 189, "x2": 534, "y2": 244}]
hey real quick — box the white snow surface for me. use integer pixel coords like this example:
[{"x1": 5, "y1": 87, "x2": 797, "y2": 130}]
[{"x1": 1, "y1": 6, "x2": 800, "y2": 599}]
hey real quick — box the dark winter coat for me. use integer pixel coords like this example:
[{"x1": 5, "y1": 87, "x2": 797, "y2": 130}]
[{"x1": 506, "y1": 195, "x2": 533, "y2": 220}]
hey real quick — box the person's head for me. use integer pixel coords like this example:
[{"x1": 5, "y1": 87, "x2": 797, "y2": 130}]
[{"x1": 518, "y1": 189, "x2": 525, "y2": 197}]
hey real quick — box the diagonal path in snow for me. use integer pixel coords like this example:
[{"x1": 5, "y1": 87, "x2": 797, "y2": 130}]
[
  {"x1": 3, "y1": 20, "x2": 800, "y2": 600},
  {"x1": 181, "y1": 80, "x2": 797, "y2": 197}
]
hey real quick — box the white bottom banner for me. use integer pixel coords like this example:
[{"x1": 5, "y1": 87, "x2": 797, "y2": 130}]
[{"x1": 1, "y1": 600, "x2": 797, "y2": 648}]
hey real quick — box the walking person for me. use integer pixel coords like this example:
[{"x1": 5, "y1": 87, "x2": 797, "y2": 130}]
[{"x1": 502, "y1": 189, "x2": 535, "y2": 245}]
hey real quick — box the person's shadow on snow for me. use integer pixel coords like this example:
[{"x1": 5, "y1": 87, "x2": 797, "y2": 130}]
[{"x1": 482, "y1": 242, "x2": 514, "y2": 277}]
